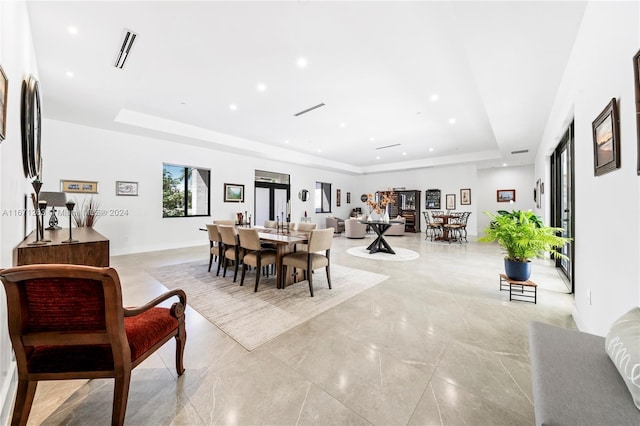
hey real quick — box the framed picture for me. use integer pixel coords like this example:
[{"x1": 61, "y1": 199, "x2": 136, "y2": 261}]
[
  {"x1": 634, "y1": 49, "x2": 640, "y2": 175},
  {"x1": 497, "y1": 189, "x2": 515, "y2": 202},
  {"x1": 116, "y1": 181, "x2": 138, "y2": 196},
  {"x1": 0, "y1": 64, "x2": 7, "y2": 141},
  {"x1": 224, "y1": 183, "x2": 244, "y2": 202},
  {"x1": 336, "y1": 189, "x2": 341, "y2": 207},
  {"x1": 460, "y1": 188, "x2": 471, "y2": 205},
  {"x1": 346, "y1": 192, "x2": 351, "y2": 204},
  {"x1": 445, "y1": 194, "x2": 456, "y2": 210},
  {"x1": 592, "y1": 98, "x2": 620, "y2": 176},
  {"x1": 61, "y1": 180, "x2": 98, "y2": 194},
  {"x1": 535, "y1": 179, "x2": 541, "y2": 209}
]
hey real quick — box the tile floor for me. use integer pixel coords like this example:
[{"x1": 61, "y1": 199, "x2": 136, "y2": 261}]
[{"x1": 25, "y1": 233, "x2": 575, "y2": 425}]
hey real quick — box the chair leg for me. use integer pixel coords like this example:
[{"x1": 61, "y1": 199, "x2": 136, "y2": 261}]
[
  {"x1": 308, "y1": 268, "x2": 314, "y2": 297},
  {"x1": 112, "y1": 370, "x2": 131, "y2": 426},
  {"x1": 208, "y1": 252, "x2": 213, "y2": 272},
  {"x1": 175, "y1": 318, "x2": 186, "y2": 375},
  {"x1": 254, "y1": 258, "x2": 262, "y2": 292},
  {"x1": 240, "y1": 262, "x2": 247, "y2": 286},
  {"x1": 326, "y1": 264, "x2": 332, "y2": 289},
  {"x1": 11, "y1": 378, "x2": 37, "y2": 426},
  {"x1": 233, "y1": 259, "x2": 240, "y2": 282}
]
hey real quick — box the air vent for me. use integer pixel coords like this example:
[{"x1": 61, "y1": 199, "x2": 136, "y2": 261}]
[
  {"x1": 294, "y1": 103, "x2": 325, "y2": 117},
  {"x1": 114, "y1": 30, "x2": 137, "y2": 69},
  {"x1": 511, "y1": 149, "x2": 529, "y2": 155},
  {"x1": 376, "y1": 143, "x2": 401, "y2": 150}
]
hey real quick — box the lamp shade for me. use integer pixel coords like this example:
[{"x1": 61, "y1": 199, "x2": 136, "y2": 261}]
[{"x1": 39, "y1": 192, "x2": 67, "y2": 207}]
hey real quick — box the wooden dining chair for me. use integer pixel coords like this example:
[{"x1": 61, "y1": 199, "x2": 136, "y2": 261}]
[
  {"x1": 281, "y1": 228, "x2": 334, "y2": 297},
  {"x1": 218, "y1": 225, "x2": 243, "y2": 282},
  {"x1": 206, "y1": 224, "x2": 222, "y2": 275},
  {"x1": 238, "y1": 228, "x2": 277, "y2": 292},
  {"x1": 0, "y1": 264, "x2": 187, "y2": 426}
]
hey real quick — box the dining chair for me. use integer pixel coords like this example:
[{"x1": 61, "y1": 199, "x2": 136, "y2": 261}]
[
  {"x1": 206, "y1": 224, "x2": 222, "y2": 275},
  {"x1": 213, "y1": 219, "x2": 236, "y2": 226},
  {"x1": 238, "y1": 228, "x2": 277, "y2": 292},
  {"x1": 264, "y1": 220, "x2": 277, "y2": 229},
  {"x1": 281, "y1": 228, "x2": 334, "y2": 297},
  {"x1": 423, "y1": 211, "x2": 442, "y2": 241},
  {"x1": 443, "y1": 211, "x2": 465, "y2": 243},
  {"x1": 218, "y1": 225, "x2": 243, "y2": 282},
  {"x1": 296, "y1": 223, "x2": 317, "y2": 232},
  {"x1": 0, "y1": 264, "x2": 187, "y2": 426}
]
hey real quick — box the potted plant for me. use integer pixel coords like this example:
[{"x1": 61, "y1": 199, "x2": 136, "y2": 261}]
[{"x1": 479, "y1": 210, "x2": 571, "y2": 281}]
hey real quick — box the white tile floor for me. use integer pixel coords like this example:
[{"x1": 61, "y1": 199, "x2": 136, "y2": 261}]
[{"x1": 25, "y1": 233, "x2": 575, "y2": 425}]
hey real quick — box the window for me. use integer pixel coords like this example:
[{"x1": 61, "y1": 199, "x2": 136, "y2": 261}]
[
  {"x1": 315, "y1": 181, "x2": 331, "y2": 213},
  {"x1": 163, "y1": 163, "x2": 210, "y2": 217}
]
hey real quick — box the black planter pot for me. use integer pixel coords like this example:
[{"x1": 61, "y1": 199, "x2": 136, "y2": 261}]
[{"x1": 504, "y1": 259, "x2": 532, "y2": 281}]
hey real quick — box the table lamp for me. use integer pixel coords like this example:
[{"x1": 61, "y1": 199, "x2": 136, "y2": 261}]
[{"x1": 39, "y1": 191, "x2": 67, "y2": 230}]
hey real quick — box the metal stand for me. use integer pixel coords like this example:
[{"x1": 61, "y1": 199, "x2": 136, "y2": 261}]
[{"x1": 62, "y1": 200, "x2": 78, "y2": 244}]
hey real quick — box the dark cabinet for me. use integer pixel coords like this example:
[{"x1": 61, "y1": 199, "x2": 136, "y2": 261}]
[{"x1": 390, "y1": 190, "x2": 421, "y2": 233}]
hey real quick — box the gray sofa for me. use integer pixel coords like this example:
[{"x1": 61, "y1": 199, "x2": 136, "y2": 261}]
[{"x1": 529, "y1": 321, "x2": 640, "y2": 426}]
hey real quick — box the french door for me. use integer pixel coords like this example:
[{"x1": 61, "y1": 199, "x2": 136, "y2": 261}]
[
  {"x1": 254, "y1": 182, "x2": 289, "y2": 226},
  {"x1": 551, "y1": 122, "x2": 575, "y2": 292}
]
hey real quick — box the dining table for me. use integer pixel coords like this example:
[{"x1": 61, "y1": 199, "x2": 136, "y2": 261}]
[
  {"x1": 256, "y1": 228, "x2": 309, "y2": 289},
  {"x1": 200, "y1": 225, "x2": 309, "y2": 289},
  {"x1": 358, "y1": 219, "x2": 403, "y2": 254}
]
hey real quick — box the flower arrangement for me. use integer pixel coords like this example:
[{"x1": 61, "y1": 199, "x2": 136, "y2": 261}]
[{"x1": 365, "y1": 189, "x2": 395, "y2": 214}]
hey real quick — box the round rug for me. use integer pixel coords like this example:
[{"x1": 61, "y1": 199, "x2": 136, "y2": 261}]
[{"x1": 346, "y1": 246, "x2": 420, "y2": 261}]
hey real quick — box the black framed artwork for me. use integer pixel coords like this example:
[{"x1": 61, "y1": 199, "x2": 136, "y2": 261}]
[{"x1": 592, "y1": 98, "x2": 620, "y2": 177}]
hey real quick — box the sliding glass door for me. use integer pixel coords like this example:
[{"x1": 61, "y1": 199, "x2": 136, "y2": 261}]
[{"x1": 551, "y1": 122, "x2": 575, "y2": 292}]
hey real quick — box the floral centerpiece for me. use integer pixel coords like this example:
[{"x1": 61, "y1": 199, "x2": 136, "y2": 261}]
[{"x1": 365, "y1": 189, "x2": 395, "y2": 221}]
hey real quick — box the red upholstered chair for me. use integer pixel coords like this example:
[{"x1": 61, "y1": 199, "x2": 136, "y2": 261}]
[{"x1": 0, "y1": 264, "x2": 187, "y2": 426}]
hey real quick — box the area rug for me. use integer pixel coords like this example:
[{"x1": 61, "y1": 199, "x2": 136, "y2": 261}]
[
  {"x1": 346, "y1": 246, "x2": 420, "y2": 261},
  {"x1": 147, "y1": 261, "x2": 388, "y2": 350}
]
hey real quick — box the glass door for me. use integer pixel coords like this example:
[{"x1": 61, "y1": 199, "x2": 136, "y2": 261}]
[{"x1": 551, "y1": 122, "x2": 574, "y2": 292}]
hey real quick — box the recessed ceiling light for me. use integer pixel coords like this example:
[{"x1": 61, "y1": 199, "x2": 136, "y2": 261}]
[
  {"x1": 339, "y1": 123, "x2": 346, "y2": 128},
  {"x1": 180, "y1": 101, "x2": 186, "y2": 105},
  {"x1": 296, "y1": 57, "x2": 308, "y2": 68},
  {"x1": 402, "y1": 152, "x2": 407, "y2": 156},
  {"x1": 317, "y1": 148, "x2": 322, "y2": 153},
  {"x1": 416, "y1": 111, "x2": 422, "y2": 115},
  {"x1": 449, "y1": 118, "x2": 456, "y2": 124},
  {"x1": 284, "y1": 139, "x2": 289, "y2": 144},
  {"x1": 376, "y1": 156, "x2": 380, "y2": 160},
  {"x1": 67, "y1": 26, "x2": 78, "y2": 35},
  {"x1": 229, "y1": 104, "x2": 238, "y2": 111},
  {"x1": 257, "y1": 83, "x2": 267, "y2": 92},
  {"x1": 65, "y1": 71, "x2": 74, "y2": 78},
  {"x1": 503, "y1": 163, "x2": 508, "y2": 167},
  {"x1": 370, "y1": 137, "x2": 375, "y2": 142},
  {"x1": 429, "y1": 148, "x2": 434, "y2": 152},
  {"x1": 430, "y1": 94, "x2": 439, "y2": 102}
]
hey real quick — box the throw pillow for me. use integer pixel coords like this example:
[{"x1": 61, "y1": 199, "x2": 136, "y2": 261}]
[{"x1": 605, "y1": 306, "x2": 640, "y2": 410}]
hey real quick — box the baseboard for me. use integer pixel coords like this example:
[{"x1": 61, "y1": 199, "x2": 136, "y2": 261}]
[{"x1": 110, "y1": 240, "x2": 206, "y2": 257}]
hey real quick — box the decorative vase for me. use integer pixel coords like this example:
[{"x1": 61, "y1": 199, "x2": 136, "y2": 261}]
[
  {"x1": 504, "y1": 259, "x2": 532, "y2": 281},
  {"x1": 383, "y1": 205, "x2": 390, "y2": 223}
]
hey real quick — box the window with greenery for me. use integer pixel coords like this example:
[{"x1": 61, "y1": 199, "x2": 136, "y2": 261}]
[
  {"x1": 315, "y1": 181, "x2": 331, "y2": 213},
  {"x1": 163, "y1": 164, "x2": 210, "y2": 217}
]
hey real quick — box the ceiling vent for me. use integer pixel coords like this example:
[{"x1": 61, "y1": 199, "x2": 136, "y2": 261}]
[
  {"x1": 114, "y1": 30, "x2": 137, "y2": 69},
  {"x1": 510, "y1": 149, "x2": 529, "y2": 155},
  {"x1": 294, "y1": 103, "x2": 325, "y2": 117},
  {"x1": 376, "y1": 143, "x2": 401, "y2": 150}
]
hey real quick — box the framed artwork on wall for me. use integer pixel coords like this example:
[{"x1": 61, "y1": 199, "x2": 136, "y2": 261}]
[
  {"x1": 61, "y1": 179, "x2": 98, "y2": 194},
  {"x1": 460, "y1": 188, "x2": 471, "y2": 205},
  {"x1": 116, "y1": 181, "x2": 138, "y2": 196},
  {"x1": 497, "y1": 189, "x2": 515, "y2": 202},
  {"x1": 224, "y1": 183, "x2": 244, "y2": 202},
  {"x1": 633, "y1": 49, "x2": 640, "y2": 175},
  {"x1": 336, "y1": 189, "x2": 341, "y2": 207},
  {"x1": 0, "y1": 64, "x2": 7, "y2": 142},
  {"x1": 592, "y1": 98, "x2": 620, "y2": 177},
  {"x1": 445, "y1": 194, "x2": 456, "y2": 210},
  {"x1": 346, "y1": 192, "x2": 351, "y2": 204}
]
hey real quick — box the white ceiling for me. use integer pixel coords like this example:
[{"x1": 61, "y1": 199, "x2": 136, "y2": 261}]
[{"x1": 26, "y1": 1, "x2": 587, "y2": 174}]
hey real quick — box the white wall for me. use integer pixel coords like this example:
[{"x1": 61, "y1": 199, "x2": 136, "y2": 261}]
[
  {"x1": 536, "y1": 1, "x2": 640, "y2": 335},
  {"x1": 0, "y1": 1, "x2": 40, "y2": 423},
  {"x1": 476, "y1": 165, "x2": 535, "y2": 232}
]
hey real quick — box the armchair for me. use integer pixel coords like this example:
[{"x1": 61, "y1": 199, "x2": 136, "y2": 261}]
[
  {"x1": 344, "y1": 218, "x2": 366, "y2": 239},
  {"x1": 385, "y1": 216, "x2": 406, "y2": 236},
  {"x1": 325, "y1": 216, "x2": 345, "y2": 233},
  {"x1": 0, "y1": 264, "x2": 187, "y2": 426}
]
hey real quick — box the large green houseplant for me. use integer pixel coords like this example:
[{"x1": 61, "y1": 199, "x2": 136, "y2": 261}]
[{"x1": 479, "y1": 210, "x2": 571, "y2": 281}]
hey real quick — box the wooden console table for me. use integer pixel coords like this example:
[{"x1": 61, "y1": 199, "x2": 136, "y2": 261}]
[{"x1": 14, "y1": 228, "x2": 110, "y2": 267}]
